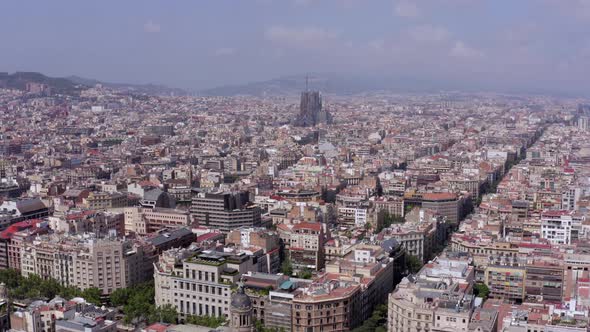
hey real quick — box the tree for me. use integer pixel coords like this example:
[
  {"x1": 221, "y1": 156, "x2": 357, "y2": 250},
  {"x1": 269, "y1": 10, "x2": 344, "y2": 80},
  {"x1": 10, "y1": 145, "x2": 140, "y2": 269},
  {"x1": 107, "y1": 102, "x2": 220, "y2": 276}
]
[
  {"x1": 60, "y1": 286, "x2": 82, "y2": 300},
  {"x1": 281, "y1": 257, "x2": 293, "y2": 276},
  {"x1": 150, "y1": 304, "x2": 178, "y2": 324},
  {"x1": 110, "y1": 288, "x2": 131, "y2": 307},
  {"x1": 185, "y1": 315, "x2": 226, "y2": 328},
  {"x1": 254, "y1": 319, "x2": 282, "y2": 332},
  {"x1": 121, "y1": 282, "x2": 156, "y2": 325},
  {"x1": 406, "y1": 254, "x2": 423, "y2": 274},
  {"x1": 40, "y1": 278, "x2": 63, "y2": 299},
  {"x1": 81, "y1": 288, "x2": 102, "y2": 306},
  {"x1": 377, "y1": 211, "x2": 405, "y2": 233},
  {"x1": 299, "y1": 268, "x2": 313, "y2": 279},
  {"x1": 0, "y1": 269, "x2": 22, "y2": 289},
  {"x1": 473, "y1": 283, "x2": 490, "y2": 300},
  {"x1": 351, "y1": 304, "x2": 388, "y2": 332}
]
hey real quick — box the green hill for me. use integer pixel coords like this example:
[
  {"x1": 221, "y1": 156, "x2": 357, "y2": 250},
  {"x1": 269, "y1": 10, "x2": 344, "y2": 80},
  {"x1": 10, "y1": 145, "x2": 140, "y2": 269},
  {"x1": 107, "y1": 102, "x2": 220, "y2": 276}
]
[{"x1": 0, "y1": 71, "x2": 85, "y2": 95}]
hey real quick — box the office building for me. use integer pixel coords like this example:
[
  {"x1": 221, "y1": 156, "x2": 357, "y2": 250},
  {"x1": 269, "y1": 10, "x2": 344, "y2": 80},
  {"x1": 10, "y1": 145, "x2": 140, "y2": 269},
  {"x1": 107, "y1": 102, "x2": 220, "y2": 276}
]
[
  {"x1": 154, "y1": 247, "x2": 254, "y2": 320},
  {"x1": 191, "y1": 191, "x2": 261, "y2": 232}
]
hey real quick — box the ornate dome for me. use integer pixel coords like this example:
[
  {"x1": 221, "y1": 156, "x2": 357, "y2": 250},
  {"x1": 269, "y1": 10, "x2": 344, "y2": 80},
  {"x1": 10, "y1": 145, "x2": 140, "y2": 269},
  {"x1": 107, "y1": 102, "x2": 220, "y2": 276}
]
[{"x1": 230, "y1": 285, "x2": 252, "y2": 310}]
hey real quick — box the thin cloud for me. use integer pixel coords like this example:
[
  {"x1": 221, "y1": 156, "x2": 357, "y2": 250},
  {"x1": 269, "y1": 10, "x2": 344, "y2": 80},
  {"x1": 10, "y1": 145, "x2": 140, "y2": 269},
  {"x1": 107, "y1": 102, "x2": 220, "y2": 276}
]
[
  {"x1": 293, "y1": 0, "x2": 315, "y2": 6},
  {"x1": 144, "y1": 21, "x2": 161, "y2": 33},
  {"x1": 450, "y1": 41, "x2": 483, "y2": 58},
  {"x1": 394, "y1": 0, "x2": 420, "y2": 18},
  {"x1": 407, "y1": 25, "x2": 450, "y2": 43},
  {"x1": 214, "y1": 48, "x2": 237, "y2": 56},
  {"x1": 265, "y1": 25, "x2": 337, "y2": 49}
]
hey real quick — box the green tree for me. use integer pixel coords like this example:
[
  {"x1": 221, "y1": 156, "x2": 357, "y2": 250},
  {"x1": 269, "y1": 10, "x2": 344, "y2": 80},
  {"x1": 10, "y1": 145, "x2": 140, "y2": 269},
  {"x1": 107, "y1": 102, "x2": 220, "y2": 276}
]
[
  {"x1": 110, "y1": 287, "x2": 131, "y2": 307},
  {"x1": 41, "y1": 279, "x2": 62, "y2": 299},
  {"x1": 406, "y1": 254, "x2": 423, "y2": 274},
  {"x1": 351, "y1": 304, "x2": 388, "y2": 332},
  {"x1": 150, "y1": 304, "x2": 178, "y2": 324},
  {"x1": 0, "y1": 269, "x2": 22, "y2": 288},
  {"x1": 123, "y1": 284, "x2": 155, "y2": 325},
  {"x1": 254, "y1": 319, "x2": 283, "y2": 332},
  {"x1": 81, "y1": 288, "x2": 102, "y2": 306},
  {"x1": 377, "y1": 211, "x2": 405, "y2": 233},
  {"x1": 473, "y1": 283, "x2": 490, "y2": 300},
  {"x1": 185, "y1": 315, "x2": 226, "y2": 328},
  {"x1": 299, "y1": 268, "x2": 313, "y2": 279},
  {"x1": 60, "y1": 286, "x2": 82, "y2": 300},
  {"x1": 281, "y1": 257, "x2": 293, "y2": 276}
]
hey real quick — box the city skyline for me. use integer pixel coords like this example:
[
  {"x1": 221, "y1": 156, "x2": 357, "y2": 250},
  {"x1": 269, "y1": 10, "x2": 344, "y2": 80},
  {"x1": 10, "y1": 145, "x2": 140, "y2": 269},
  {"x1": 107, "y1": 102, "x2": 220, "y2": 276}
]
[
  {"x1": 3, "y1": 2, "x2": 590, "y2": 332},
  {"x1": 2, "y1": 1, "x2": 590, "y2": 94}
]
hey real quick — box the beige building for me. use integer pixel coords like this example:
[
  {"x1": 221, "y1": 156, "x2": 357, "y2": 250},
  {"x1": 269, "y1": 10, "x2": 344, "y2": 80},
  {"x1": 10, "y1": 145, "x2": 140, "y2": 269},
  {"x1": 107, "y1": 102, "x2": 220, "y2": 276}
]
[
  {"x1": 20, "y1": 234, "x2": 156, "y2": 294},
  {"x1": 154, "y1": 247, "x2": 253, "y2": 320},
  {"x1": 292, "y1": 280, "x2": 362, "y2": 332},
  {"x1": 387, "y1": 253, "x2": 476, "y2": 332},
  {"x1": 278, "y1": 222, "x2": 325, "y2": 272},
  {"x1": 381, "y1": 209, "x2": 444, "y2": 262},
  {"x1": 123, "y1": 207, "x2": 190, "y2": 235},
  {"x1": 83, "y1": 192, "x2": 128, "y2": 210},
  {"x1": 375, "y1": 196, "x2": 405, "y2": 217}
]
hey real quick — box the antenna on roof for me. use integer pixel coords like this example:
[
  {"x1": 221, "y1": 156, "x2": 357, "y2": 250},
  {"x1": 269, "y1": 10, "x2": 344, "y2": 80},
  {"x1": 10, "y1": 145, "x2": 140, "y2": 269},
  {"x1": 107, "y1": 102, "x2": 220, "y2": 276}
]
[{"x1": 305, "y1": 74, "x2": 309, "y2": 92}]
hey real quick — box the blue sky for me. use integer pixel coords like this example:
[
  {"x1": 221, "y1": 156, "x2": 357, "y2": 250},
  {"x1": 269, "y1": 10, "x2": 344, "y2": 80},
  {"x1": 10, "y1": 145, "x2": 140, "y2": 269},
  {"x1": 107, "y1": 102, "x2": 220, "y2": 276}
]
[{"x1": 1, "y1": 0, "x2": 590, "y2": 93}]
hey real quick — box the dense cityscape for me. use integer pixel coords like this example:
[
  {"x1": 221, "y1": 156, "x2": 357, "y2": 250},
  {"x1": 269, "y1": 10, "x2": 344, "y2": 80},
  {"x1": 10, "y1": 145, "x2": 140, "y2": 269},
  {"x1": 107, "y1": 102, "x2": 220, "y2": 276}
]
[
  {"x1": 4, "y1": 0, "x2": 590, "y2": 330},
  {"x1": 0, "y1": 78, "x2": 589, "y2": 332}
]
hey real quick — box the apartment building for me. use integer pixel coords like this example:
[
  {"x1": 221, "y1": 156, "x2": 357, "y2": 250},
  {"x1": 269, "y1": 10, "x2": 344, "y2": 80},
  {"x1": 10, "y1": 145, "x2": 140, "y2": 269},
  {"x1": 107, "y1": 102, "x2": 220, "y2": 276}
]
[
  {"x1": 55, "y1": 210, "x2": 124, "y2": 236},
  {"x1": 20, "y1": 234, "x2": 156, "y2": 294},
  {"x1": 374, "y1": 196, "x2": 405, "y2": 218},
  {"x1": 540, "y1": 210, "x2": 579, "y2": 245},
  {"x1": 325, "y1": 244, "x2": 403, "y2": 324},
  {"x1": 524, "y1": 262, "x2": 564, "y2": 303},
  {"x1": 292, "y1": 278, "x2": 362, "y2": 332},
  {"x1": 0, "y1": 219, "x2": 48, "y2": 270},
  {"x1": 484, "y1": 265, "x2": 526, "y2": 303},
  {"x1": 241, "y1": 272, "x2": 305, "y2": 331},
  {"x1": 83, "y1": 192, "x2": 127, "y2": 210},
  {"x1": 387, "y1": 254, "x2": 475, "y2": 332},
  {"x1": 421, "y1": 193, "x2": 460, "y2": 225},
  {"x1": 226, "y1": 227, "x2": 281, "y2": 274},
  {"x1": 381, "y1": 209, "x2": 445, "y2": 262},
  {"x1": 278, "y1": 222, "x2": 325, "y2": 272}
]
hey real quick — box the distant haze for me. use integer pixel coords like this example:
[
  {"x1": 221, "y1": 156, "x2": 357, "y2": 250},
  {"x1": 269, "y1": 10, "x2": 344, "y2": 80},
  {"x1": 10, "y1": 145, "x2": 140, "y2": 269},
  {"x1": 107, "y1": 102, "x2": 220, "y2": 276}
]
[{"x1": 1, "y1": 0, "x2": 589, "y2": 95}]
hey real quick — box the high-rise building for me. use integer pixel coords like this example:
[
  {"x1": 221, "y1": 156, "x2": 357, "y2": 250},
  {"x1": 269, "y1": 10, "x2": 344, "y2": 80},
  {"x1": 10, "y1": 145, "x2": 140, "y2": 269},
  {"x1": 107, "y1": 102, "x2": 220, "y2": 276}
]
[{"x1": 293, "y1": 89, "x2": 333, "y2": 127}]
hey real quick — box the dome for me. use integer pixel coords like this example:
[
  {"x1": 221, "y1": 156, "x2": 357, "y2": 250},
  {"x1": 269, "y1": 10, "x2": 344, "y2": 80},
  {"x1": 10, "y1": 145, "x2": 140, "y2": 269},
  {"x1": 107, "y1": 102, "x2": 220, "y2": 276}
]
[
  {"x1": 230, "y1": 286, "x2": 252, "y2": 310},
  {"x1": 49, "y1": 296, "x2": 66, "y2": 305}
]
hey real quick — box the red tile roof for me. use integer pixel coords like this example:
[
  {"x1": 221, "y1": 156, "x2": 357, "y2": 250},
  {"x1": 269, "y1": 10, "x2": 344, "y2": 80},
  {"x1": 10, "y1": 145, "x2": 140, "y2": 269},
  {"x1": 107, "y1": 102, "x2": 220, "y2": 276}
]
[
  {"x1": 293, "y1": 222, "x2": 321, "y2": 232},
  {"x1": 0, "y1": 219, "x2": 42, "y2": 240}
]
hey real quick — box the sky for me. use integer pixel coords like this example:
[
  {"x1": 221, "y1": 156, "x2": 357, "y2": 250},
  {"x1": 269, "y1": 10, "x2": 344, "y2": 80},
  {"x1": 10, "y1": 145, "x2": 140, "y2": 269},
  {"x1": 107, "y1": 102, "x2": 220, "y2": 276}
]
[{"x1": 1, "y1": 0, "x2": 590, "y2": 94}]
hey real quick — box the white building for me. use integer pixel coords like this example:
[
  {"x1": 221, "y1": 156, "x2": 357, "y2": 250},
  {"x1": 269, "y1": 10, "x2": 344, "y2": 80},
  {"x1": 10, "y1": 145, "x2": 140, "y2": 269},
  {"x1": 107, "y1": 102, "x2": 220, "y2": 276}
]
[{"x1": 541, "y1": 211, "x2": 573, "y2": 245}]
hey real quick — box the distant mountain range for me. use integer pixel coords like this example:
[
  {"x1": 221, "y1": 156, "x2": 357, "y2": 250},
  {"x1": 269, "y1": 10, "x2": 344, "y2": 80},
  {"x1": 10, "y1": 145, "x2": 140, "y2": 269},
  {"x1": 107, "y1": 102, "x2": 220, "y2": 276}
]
[
  {"x1": 2, "y1": 71, "x2": 584, "y2": 98},
  {"x1": 67, "y1": 75, "x2": 188, "y2": 96},
  {"x1": 0, "y1": 71, "x2": 187, "y2": 96},
  {"x1": 198, "y1": 73, "x2": 460, "y2": 97},
  {"x1": 198, "y1": 73, "x2": 588, "y2": 98}
]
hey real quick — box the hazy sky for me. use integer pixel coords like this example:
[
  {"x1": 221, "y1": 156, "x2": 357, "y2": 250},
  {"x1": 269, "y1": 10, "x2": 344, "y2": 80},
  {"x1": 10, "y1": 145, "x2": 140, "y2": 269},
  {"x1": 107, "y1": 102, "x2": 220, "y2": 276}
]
[{"x1": 1, "y1": 0, "x2": 590, "y2": 93}]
